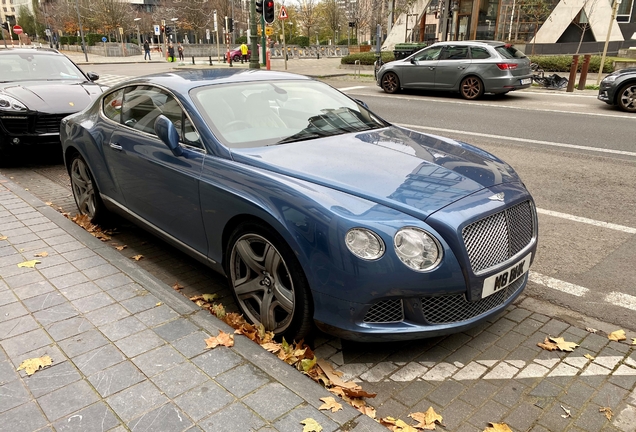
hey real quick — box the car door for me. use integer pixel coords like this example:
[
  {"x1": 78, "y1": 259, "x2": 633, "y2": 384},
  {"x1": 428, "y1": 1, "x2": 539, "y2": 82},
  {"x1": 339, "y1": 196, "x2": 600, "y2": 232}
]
[
  {"x1": 434, "y1": 45, "x2": 472, "y2": 90},
  {"x1": 398, "y1": 45, "x2": 443, "y2": 89},
  {"x1": 106, "y1": 85, "x2": 208, "y2": 255}
]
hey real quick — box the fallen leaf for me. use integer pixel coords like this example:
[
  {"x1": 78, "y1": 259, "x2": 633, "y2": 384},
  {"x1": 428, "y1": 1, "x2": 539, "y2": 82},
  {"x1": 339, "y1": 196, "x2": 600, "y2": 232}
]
[
  {"x1": 45, "y1": 202, "x2": 53, "y2": 205},
  {"x1": 538, "y1": 336, "x2": 579, "y2": 352},
  {"x1": 17, "y1": 355, "x2": 53, "y2": 375},
  {"x1": 319, "y1": 396, "x2": 342, "y2": 413},
  {"x1": 484, "y1": 423, "x2": 513, "y2": 432},
  {"x1": 33, "y1": 251, "x2": 48, "y2": 257},
  {"x1": 317, "y1": 359, "x2": 358, "y2": 389},
  {"x1": 115, "y1": 245, "x2": 127, "y2": 251},
  {"x1": 381, "y1": 418, "x2": 418, "y2": 432},
  {"x1": 409, "y1": 407, "x2": 443, "y2": 430},
  {"x1": 204, "y1": 330, "x2": 234, "y2": 349},
  {"x1": 202, "y1": 293, "x2": 218, "y2": 302},
  {"x1": 261, "y1": 342, "x2": 281, "y2": 353},
  {"x1": 300, "y1": 418, "x2": 322, "y2": 432},
  {"x1": 586, "y1": 327, "x2": 598, "y2": 333},
  {"x1": 17, "y1": 260, "x2": 40, "y2": 268},
  {"x1": 357, "y1": 404, "x2": 376, "y2": 419},
  {"x1": 155, "y1": 302, "x2": 162, "y2": 307},
  {"x1": 608, "y1": 329, "x2": 626, "y2": 342},
  {"x1": 584, "y1": 354, "x2": 595, "y2": 360},
  {"x1": 561, "y1": 405, "x2": 571, "y2": 418},
  {"x1": 0, "y1": 235, "x2": 7, "y2": 240},
  {"x1": 300, "y1": 356, "x2": 317, "y2": 372},
  {"x1": 632, "y1": 338, "x2": 636, "y2": 345},
  {"x1": 131, "y1": 255, "x2": 144, "y2": 261},
  {"x1": 599, "y1": 406, "x2": 613, "y2": 420},
  {"x1": 172, "y1": 282, "x2": 184, "y2": 290},
  {"x1": 211, "y1": 303, "x2": 226, "y2": 318}
]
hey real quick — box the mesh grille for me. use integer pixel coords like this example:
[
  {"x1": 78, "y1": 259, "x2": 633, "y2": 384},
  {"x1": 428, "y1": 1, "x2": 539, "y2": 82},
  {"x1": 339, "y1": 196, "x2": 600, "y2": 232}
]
[
  {"x1": 462, "y1": 201, "x2": 534, "y2": 273},
  {"x1": 35, "y1": 114, "x2": 67, "y2": 134},
  {"x1": 0, "y1": 115, "x2": 30, "y2": 134},
  {"x1": 363, "y1": 299, "x2": 404, "y2": 323},
  {"x1": 421, "y1": 275, "x2": 526, "y2": 324}
]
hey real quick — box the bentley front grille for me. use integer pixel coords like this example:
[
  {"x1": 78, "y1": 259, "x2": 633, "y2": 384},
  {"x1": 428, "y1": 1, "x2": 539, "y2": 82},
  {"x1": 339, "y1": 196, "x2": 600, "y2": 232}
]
[
  {"x1": 421, "y1": 275, "x2": 526, "y2": 324},
  {"x1": 363, "y1": 299, "x2": 404, "y2": 323},
  {"x1": 462, "y1": 200, "x2": 534, "y2": 274}
]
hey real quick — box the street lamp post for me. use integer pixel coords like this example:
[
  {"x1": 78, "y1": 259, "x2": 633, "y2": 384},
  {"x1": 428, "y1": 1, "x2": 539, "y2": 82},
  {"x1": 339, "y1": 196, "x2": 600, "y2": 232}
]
[
  {"x1": 451, "y1": 1, "x2": 459, "y2": 41},
  {"x1": 171, "y1": 17, "x2": 178, "y2": 43},
  {"x1": 74, "y1": 0, "x2": 88, "y2": 62},
  {"x1": 134, "y1": 18, "x2": 141, "y2": 47}
]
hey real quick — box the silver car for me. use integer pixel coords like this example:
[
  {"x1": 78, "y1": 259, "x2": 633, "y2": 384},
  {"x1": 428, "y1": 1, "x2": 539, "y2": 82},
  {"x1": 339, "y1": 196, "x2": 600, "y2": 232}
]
[{"x1": 376, "y1": 41, "x2": 532, "y2": 99}]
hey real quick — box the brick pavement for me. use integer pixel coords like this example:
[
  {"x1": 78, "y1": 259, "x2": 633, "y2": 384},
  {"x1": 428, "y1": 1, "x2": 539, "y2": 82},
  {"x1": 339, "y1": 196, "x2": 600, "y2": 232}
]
[{"x1": 0, "y1": 173, "x2": 383, "y2": 432}]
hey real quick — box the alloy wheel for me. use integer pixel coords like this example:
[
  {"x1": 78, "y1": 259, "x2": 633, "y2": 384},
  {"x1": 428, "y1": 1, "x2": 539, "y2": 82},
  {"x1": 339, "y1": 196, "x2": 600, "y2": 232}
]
[
  {"x1": 618, "y1": 84, "x2": 636, "y2": 112},
  {"x1": 461, "y1": 77, "x2": 482, "y2": 99},
  {"x1": 70, "y1": 157, "x2": 97, "y2": 219},
  {"x1": 382, "y1": 72, "x2": 399, "y2": 94},
  {"x1": 229, "y1": 234, "x2": 295, "y2": 333}
]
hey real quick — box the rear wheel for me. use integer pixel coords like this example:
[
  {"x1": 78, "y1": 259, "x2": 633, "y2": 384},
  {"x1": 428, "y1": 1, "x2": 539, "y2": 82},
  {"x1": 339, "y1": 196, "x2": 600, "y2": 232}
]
[
  {"x1": 69, "y1": 154, "x2": 107, "y2": 223},
  {"x1": 381, "y1": 72, "x2": 400, "y2": 94},
  {"x1": 232, "y1": 54, "x2": 241, "y2": 62},
  {"x1": 460, "y1": 76, "x2": 484, "y2": 100},
  {"x1": 617, "y1": 82, "x2": 636, "y2": 113},
  {"x1": 226, "y1": 221, "x2": 313, "y2": 341}
]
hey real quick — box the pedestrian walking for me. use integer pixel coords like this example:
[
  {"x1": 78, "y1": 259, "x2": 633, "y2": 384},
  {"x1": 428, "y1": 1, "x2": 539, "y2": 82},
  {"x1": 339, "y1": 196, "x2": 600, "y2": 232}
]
[
  {"x1": 240, "y1": 42, "x2": 248, "y2": 64},
  {"x1": 143, "y1": 40, "x2": 151, "y2": 61},
  {"x1": 167, "y1": 43, "x2": 175, "y2": 62},
  {"x1": 177, "y1": 43, "x2": 184, "y2": 61}
]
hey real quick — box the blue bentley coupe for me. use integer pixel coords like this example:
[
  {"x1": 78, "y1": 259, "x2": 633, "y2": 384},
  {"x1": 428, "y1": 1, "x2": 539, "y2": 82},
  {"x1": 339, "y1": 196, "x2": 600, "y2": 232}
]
[{"x1": 61, "y1": 69, "x2": 538, "y2": 342}]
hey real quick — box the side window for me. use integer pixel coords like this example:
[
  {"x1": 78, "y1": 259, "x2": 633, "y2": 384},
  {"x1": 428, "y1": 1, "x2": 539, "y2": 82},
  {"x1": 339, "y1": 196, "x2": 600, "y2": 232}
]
[
  {"x1": 103, "y1": 88, "x2": 124, "y2": 123},
  {"x1": 121, "y1": 86, "x2": 162, "y2": 135},
  {"x1": 440, "y1": 46, "x2": 469, "y2": 60},
  {"x1": 471, "y1": 47, "x2": 491, "y2": 59},
  {"x1": 413, "y1": 46, "x2": 443, "y2": 61}
]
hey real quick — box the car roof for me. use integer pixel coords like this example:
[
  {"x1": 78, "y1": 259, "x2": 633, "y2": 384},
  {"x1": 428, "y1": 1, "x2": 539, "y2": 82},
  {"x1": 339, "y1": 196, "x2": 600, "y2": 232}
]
[
  {"x1": 432, "y1": 40, "x2": 506, "y2": 47},
  {"x1": 0, "y1": 48, "x2": 64, "y2": 56},
  {"x1": 111, "y1": 69, "x2": 312, "y2": 94}
]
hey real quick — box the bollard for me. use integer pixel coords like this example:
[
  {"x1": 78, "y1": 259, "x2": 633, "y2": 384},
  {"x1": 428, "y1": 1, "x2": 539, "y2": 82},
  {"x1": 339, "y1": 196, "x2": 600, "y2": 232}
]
[
  {"x1": 566, "y1": 55, "x2": 579, "y2": 92},
  {"x1": 577, "y1": 54, "x2": 591, "y2": 90},
  {"x1": 209, "y1": 56, "x2": 213, "y2": 66},
  {"x1": 223, "y1": 53, "x2": 226, "y2": 63},
  {"x1": 317, "y1": 52, "x2": 320, "y2": 59},
  {"x1": 192, "y1": 56, "x2": 195, "y2": 65}
]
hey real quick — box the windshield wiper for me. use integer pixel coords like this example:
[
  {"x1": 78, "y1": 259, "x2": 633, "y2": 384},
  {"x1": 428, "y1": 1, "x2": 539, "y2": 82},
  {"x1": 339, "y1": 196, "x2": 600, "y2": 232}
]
[{"x1": 276, "y1": 131, "x2": 327, "y2": 145}]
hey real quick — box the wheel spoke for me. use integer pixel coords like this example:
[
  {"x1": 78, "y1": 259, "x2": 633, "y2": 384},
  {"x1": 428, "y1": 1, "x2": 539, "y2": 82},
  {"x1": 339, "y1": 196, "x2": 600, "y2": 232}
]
[
  {"x1": 260, "y1": 289, "x2": 275, "y2": 329},
  {"x1": 236, "y1": 240, "x2": 265, "y2": 273},
  {"x1": 235, "y1": 277, "x2": 264, "y2": 296},
  {"x1": 273, "y1": 282, "x2": 293, "y2": 313}
]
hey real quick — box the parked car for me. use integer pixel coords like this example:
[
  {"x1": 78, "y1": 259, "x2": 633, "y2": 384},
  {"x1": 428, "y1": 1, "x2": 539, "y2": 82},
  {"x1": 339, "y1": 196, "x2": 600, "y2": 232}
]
[
  {"x1": 229, "y1": 45, "x2": 259, "y2": 62},
  {"x1": 598, "y1": 67, "x2": 636, "y2": 113},
  {"x1": 61, "y1": 69, "x2": 538, "y2": 342},
  {"x1": 376, "y1": 41, "x2": 533, "y2": 99},
  {"x1": 0, "y1": 48, "x2": 105, "y2": 159}
]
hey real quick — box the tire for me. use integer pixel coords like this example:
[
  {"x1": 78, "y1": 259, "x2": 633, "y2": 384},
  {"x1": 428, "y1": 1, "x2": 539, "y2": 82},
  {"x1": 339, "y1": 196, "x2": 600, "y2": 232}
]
[
  {"x1": 381, "y1": 72, "x2": 400, "y2": 94},
  {"x1": 232, "y1": 54, "x2": 240, "y2": 62},
  {"x1": 69, "y1": 153, "x2": 107, "y2": 223},
  {"x1": 226, "y1": 221, "x2": 313, "y2": 341},
  {"x1": 460, "y1": 76, "x2": 484, "y2": 100},
  {"x1": 616, "y1": 82, "x2": 636, "y2": 113}
]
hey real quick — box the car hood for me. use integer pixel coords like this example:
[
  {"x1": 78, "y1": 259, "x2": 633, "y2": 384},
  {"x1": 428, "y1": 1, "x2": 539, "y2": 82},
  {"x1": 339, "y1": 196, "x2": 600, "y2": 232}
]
[
  {"x1": 231, "y1": 126, "x2": 521, "y2": 218},
  {"x1": 0, "y1": 81, "x2": 103, "y2": 114}
]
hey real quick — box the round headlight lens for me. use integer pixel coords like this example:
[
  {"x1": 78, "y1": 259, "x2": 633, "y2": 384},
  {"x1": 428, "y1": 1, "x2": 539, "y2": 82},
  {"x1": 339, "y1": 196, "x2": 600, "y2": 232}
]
[
  {"x1": 602, "y1": 75, "x2": 617, "y2": 83},
  {"x1": 0, "y1": 95, "x2": 27, "y2": 111},
  {"x1": 394, "y1": 227, "x2": 442, "y2": 271},
  {"x1": 345, "y1": 228, "x2": 385, "y2": 260}
]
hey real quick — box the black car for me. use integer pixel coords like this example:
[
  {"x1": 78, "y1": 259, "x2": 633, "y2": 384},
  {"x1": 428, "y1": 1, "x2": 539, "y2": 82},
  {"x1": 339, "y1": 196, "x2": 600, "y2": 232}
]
[
  {"x1": 0, "y1": 48, "x2": 105, "y2": 158},
  {"x1": 598, "y1": 67, "x2": 636, "y2": 113}
]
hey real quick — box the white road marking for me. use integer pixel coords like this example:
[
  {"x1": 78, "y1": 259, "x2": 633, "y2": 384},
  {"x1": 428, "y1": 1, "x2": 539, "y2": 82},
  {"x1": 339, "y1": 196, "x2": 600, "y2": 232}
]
[
  {"x1": 536, "y1": 208, "x2": 636, "y2": 234},
  {"x1": 605, "y1": 292, "x2": 636, "y2": 312},
  {"x1": 528, "y1": 271, "x2": 589, "y2": 296},
  {"x1": 339, "y1": 86, "x2": 368, "y2": 91},
  {"x1": 397, "y1": 123, "x2": 636, "y2": 157}
]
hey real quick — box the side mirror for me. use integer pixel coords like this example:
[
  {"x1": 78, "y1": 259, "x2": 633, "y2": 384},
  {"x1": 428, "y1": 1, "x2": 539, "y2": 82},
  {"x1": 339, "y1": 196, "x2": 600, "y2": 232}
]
[
  {"x1": 410, "y1": 57, "x2": 416, "y2": 64},
  {"x1": 86, "y1": 71, "x2": 100, "y2": 81},
  {"x1": 154, "y1": 115, "x2": 183, "y2": 157}
]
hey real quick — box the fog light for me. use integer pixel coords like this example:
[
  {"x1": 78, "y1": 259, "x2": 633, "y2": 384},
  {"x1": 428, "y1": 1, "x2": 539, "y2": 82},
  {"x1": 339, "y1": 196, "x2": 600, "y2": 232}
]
[{"x1": 12, "y1": 138, "x2": 20, "y2": 144}]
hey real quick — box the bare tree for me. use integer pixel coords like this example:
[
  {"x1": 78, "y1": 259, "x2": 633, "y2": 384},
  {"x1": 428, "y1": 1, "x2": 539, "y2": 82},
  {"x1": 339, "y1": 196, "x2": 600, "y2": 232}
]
[
  {"x1": 316, "y1": 0, "x2": 344, "y2": 43},
  {"x1": 296, "y1": 0, "x2": 319, "y2": 38},
  {"x1": 519, "y1": 0, "x2": 552, "y2": 54},
  {"x1": 573, "y1": 0, "x2": 599, "y2": 54},
  {"x1": 85, "y1": 0, "x2": 135, "y2": 40}
]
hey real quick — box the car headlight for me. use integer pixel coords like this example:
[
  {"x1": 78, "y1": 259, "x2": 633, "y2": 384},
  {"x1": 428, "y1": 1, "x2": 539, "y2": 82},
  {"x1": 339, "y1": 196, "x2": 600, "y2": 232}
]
[
  {"x1": 345, "y1": 228, "x2": 385, "y2": 260},
  {"x1": 394, "y1": 227, "x2": 442, "y2": 272},
  {"x1": 601, "y1": 75, "x2": 617, "y2": 84},
  {"x1": 0, "y1": 95, "x2": 27, "y2": 112}
]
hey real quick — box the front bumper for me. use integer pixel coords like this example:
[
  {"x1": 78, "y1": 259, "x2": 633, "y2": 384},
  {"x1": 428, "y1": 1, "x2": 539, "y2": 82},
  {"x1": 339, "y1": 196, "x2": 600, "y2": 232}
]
[
  {"x1": 598, "y1": 86, "x2": 613, "y2": 104},
  {"x1": 0, "y1": 112, "x2": 68, "y2": 148}
]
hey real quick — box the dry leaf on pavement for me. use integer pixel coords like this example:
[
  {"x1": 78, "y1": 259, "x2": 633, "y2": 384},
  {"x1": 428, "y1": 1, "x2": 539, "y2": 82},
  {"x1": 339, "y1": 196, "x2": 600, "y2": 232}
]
[
  {"x1": 319, "y1": 396, "x2": 342, "y2": 413},
  {"x1": 0, "y1": 235, "x2": 7, "y2": 240},
  {"x1": 538, "y1": 336, "x2": 579, "y2": 352},
  {"x1": 561, "y1": 405, "x2": 572, "y2": 418},
  {"x1": 300, "y1": 418, "x2": 322, "y2": 432},
  {"x1": 172, "y1": 282, "x2": 184, "y2": 290},
  {"x1": 45, "y1": 202, "x2": 53, "y2": 205},
  {"x1": 484, "y1": 423, "x2": 513, "y2": 432},
  {"x1": 17, "y1": 355, "x2": 53, "y2": 376},
  {"x1": 17, "y1": 260, "x2": 40, "y2": 268},
  {"x1": 33, "y1": 251, "x2": 48, "y2": 257},
  {"x1": 586, "y1": 327, "x2": 598, "y2": 333},
  {"x1": 155, "y1": 302, "x2": 162, "y2": 307},
  {"x1": 380, "y1": 417, "x2": 419, "y2": 432},
  {"x1": 599, "y1": 406, "x2": 613, "y2": 420},
  {"x1": 131, "y1": 255, "x2": 144, "y2": 261},
  {"x1": 409, "y1": 407, "x2": 443, "y2": 430},
  {"x1": 357, "y1": 404, "x2": 376, "y2": 419},
  {"x1": 584, "y1": 354, "x2": 595, "y2": 360},
  {"x1": 632, "y1": 338, "x2": 636, "y2": 345},
  {"x1": 202, "y1": 293, "x2": 218, "y2": 302},
  {"x1": 608, "y1": 329, "x2": 626, "y2": 342},
  {"x1": 115, "y1": 245, "x2": 127, "y2": 251},
  {"x1": 204, "y1": 330, "x2": 234, "y2": 349}
]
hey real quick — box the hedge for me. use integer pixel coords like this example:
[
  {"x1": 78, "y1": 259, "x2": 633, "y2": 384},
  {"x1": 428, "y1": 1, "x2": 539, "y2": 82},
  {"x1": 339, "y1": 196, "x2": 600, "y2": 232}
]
[
  {"x1": 85, "y1": 33, "x2": 106, "y2": 46},
  {"x1": 341, "y1": 51, "x2": 395, "y2": 65},
  {"x1": 529, "y1": 55, "x2": 614, "y2": 73}
]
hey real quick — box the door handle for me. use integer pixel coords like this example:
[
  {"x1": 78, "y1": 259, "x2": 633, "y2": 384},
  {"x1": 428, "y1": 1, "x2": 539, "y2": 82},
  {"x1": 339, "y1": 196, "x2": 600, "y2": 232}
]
[
  {"x1": 457, "y1": 66, "x2": 466, "y2": 69},
  {"x1": 428, "y1": 67, "x2": 435, "y2": 70},
  {"x1": 109, "y1": 143, "x2": 123, "y2": 151}
]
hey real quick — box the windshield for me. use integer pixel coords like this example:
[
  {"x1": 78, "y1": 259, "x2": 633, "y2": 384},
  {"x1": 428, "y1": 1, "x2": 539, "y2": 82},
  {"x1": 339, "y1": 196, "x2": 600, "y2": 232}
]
[
  {"x1": 0, "y1": 52, "x2": 85, "y2": 82},
  {"x1": 191, "y1": 80, "x2": 388, "y2": 148}
]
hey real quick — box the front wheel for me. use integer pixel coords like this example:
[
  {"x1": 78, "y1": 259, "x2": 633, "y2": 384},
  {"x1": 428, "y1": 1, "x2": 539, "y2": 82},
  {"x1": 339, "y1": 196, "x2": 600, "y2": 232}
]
[
  {"x1": 232, "y1": 54, "x2": 241, "y2": 62},
  {"x1": 617, "y1": 82, "x2": 636, "y2": 113},
  {"x1": 460, "y1": 76, "x2": 484, "y2": 100},
  {"x1": 226, "y1": 221, "x2": 313, "y2": 341},
  {"x1": 381, "y1": 72, "x2": 400, "y2": 94},
  {"x1": 69, "y1": 154, "x2": 107, "y2": 223}
]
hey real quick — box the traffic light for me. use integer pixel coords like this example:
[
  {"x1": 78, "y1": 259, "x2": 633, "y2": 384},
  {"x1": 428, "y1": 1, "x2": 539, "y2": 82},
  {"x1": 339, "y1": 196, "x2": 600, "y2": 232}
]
[
  {"x1": 160, "y1": 25, "x2": 165, "y2": 33},
  {"x1": 256, "y1": 0, "x2": 263, "y2": 15},
  {"x1": 1, "y1": 22, "x2": 8, "y2": 31},
  {"x1": 225, "y1": 17, "x2": 234, "y2": 32},
  {"x1": 165, "y1": 26, "x2": 172, "y2": 35},
  {"x1": 264, "y1": 0, "x2": 275, "y2": 24}
]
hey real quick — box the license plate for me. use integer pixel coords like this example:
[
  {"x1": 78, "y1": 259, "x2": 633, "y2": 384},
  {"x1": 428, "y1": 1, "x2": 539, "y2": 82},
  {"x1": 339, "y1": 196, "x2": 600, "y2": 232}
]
[
  {"x1": 481, "y1": 253, "x2": 532, "y2": 298},
  {"x1": 520, "y1": 78, "x2": 532, "y2": 85}
]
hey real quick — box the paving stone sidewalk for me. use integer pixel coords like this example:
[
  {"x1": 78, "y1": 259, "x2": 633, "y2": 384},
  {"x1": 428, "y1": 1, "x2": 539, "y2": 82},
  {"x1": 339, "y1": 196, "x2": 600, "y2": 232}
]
[{"x1": 0, "y1": 174, "x2": 383, "y2": 432}]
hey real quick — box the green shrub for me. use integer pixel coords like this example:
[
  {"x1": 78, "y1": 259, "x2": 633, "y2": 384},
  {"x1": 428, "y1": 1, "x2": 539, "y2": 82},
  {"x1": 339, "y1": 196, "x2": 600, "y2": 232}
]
[
  {"x1": 291, "y1": 36, "x2": 309, "y2": 47},
  {"x1": 59, "y1": 36, "x2": 70, "y2": 45},
  {"x1": 337, "y1": 38, "x2": 357, "y2": 45},
  {"x1": 529, "y1": 55, "x2": 614, "y2": 73},
  {"x1": 235, "y1": 36, "x2": 247, "y2": 44},
  {"x1": 85, "y1": 33, "x2": 106, "y2": 46},
  {"x1": 341, "y1": 51, "x2": 395, "y2": 65}
]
